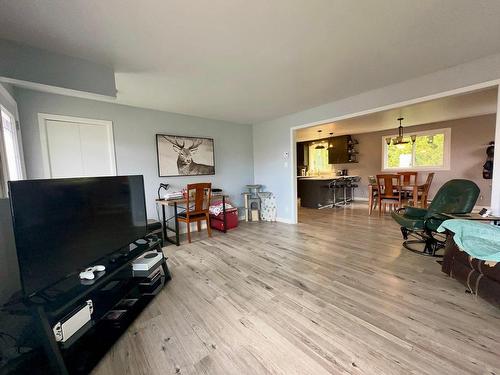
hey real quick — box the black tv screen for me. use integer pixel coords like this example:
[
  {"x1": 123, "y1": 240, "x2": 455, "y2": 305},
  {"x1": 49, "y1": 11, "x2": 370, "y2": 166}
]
[{"x1": 8, "y1": 176, "x2": 147, "y2": 296}]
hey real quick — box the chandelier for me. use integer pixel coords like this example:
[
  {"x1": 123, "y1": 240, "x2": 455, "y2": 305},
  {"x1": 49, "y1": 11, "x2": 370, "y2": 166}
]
[{"x1": 385, "y1": 117, "x2": 416, "y2": 147}]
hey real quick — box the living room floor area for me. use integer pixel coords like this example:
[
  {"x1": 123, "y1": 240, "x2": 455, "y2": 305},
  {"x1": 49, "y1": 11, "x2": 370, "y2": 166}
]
[{"x1": 93, "y1": 205, "x2": 500, "y2": 375}]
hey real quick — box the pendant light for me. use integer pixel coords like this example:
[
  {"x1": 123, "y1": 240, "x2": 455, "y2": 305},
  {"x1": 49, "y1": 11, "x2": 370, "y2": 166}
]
[
  {"x1": 385, "y1": 117, "x2": 416, "y2": 147},
  {"x1": 315, "y1": 130, "x2": 325, "y2": 149},
  {"x1": 328, "y1": 132, "x2": 334, "y2": 149}
]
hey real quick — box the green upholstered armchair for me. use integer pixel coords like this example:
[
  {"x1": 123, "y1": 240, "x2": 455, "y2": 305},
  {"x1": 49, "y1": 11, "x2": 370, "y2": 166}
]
[{"x1": 391, "y1": 179, "x2": 480, "y2": 256}]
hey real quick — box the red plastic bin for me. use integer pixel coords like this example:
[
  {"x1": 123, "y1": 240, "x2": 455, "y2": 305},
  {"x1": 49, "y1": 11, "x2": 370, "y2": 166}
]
[{"x1": 210, "y1": 208, "x2": 238, "y2": 231}]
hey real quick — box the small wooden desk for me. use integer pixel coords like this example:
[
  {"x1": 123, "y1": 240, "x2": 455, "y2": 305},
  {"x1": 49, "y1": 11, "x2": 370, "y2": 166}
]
[{"x1": 156, "y1": 194, "x2": 228, "y2": 246}]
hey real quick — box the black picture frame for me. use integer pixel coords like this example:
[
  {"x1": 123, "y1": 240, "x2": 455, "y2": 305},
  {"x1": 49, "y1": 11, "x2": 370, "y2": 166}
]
[{"x1": 156, "y1": 134, "x2": 216, "y2": 177}]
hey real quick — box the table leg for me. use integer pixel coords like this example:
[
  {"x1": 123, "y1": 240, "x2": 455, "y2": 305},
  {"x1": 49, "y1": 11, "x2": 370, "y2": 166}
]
[
  {"x1": 161, "y1": 204, "x2": 167, "y2": 242},
  {"x1": 174, "y1": 202, "x2": 180, "y2": 246},
  {"x1": 222, "y1": 196, "x2": 227, "y2": 233},
  {"x1": 368, "y1": 185, "x2": 373, "y2": 215},
  {"x1": 413, "y1": 185, "x2": 418, "y2": 207}
]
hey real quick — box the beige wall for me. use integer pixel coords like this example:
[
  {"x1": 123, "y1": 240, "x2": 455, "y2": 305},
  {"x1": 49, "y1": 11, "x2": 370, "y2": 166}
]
[{"x1": 329, "y1": 114, "x2": 496, "y2": 206}]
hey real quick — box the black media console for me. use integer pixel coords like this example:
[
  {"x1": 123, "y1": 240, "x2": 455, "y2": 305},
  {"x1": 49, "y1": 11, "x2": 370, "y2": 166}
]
[{"x1": 25, "y1": 237, "x2": 171, "y2": 375}]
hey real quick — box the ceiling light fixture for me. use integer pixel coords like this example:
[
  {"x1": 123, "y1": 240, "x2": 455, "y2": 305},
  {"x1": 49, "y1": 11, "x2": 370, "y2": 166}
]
[
  {"x1": 385, "y1": 117, "x2": 416, "y2": 148},
  {"x1": 315, "y1": 130, "x2": 325, "y2": 149},
  {"x1": 328, "y1": 132, "x2": 334, "y2": 149}
]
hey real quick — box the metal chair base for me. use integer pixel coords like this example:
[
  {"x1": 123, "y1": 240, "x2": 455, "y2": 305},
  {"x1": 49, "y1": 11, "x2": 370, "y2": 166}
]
[
  {"x1": 403, "y1": 239, "x2": 444, "y2": 257},
  {"x1": 400, "y1": 227, "x2": 444, "y2": 257}
]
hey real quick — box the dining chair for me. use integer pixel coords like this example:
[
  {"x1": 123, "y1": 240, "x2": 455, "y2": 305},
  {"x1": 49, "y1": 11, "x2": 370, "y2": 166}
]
[
  {"x1": 417, "y1": 172, "x2": 434, "y2": 208},
  {"x1": 176, "y1": 183, "x2": 212, "y2": 243},
  {"x1": 398, "y1": 171, "x2": 418, "y2": 185},
  {"x1": 398, "y1": 171, "x2": 418, "y2": 202},
  {"x1": 376, "y1": 174, "x2": 402, "y2": 216},
  {"x1": 368, "y1": 175, "x2": 378, "y2": 214}
]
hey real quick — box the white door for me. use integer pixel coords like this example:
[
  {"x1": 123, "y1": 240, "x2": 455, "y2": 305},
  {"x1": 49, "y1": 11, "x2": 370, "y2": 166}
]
[{"x1": 40, "y1": 115, "x2": 116, "y2": 178}]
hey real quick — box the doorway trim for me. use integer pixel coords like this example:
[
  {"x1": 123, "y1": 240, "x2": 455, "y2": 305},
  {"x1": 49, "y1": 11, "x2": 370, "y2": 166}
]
[
  {"x1": 289, "y1": 79, "x2": 500, "y2": 224},
  {"x1": 38, "y1": 113, "x2": 116, "y2": 178}
]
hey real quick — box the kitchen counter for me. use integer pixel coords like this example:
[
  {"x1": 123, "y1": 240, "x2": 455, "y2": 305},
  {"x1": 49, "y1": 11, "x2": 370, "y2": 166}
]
[
  {"x1": 297, "y1": 176, "x2": 359, "y2": 208},
  {"x1": 297, "y1": 175, "x2": 359, "y2": 180}
]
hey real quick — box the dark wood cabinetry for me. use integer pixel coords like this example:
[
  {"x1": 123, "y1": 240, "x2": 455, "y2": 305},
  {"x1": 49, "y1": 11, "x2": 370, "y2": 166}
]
[
  {"x1": 297, "y1": 135, "x2": 358, "y2": 168},
  {"x1": 328, "y1": 135, "x2": 358, "y2": 164},
  {"x1": 297, "y1": 142, "x2": 304, "y2": 167},
  {"x1": 296, "y1": 142, "x2": 309, "y2": 167}
]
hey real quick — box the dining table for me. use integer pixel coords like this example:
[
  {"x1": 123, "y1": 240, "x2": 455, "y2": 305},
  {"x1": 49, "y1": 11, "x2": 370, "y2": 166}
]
[{"x1": 368, "y1": 182, "x2": 420, "y2": 215}]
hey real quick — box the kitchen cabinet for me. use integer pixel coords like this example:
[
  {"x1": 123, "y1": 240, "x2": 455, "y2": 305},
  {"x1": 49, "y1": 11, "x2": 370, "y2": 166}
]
[
  {"x1": 328, "y1": 135, "x2": 358, "y2": 164},
  {"x1": 296, "y1": 141, "x2": 309, "y2": 167}
]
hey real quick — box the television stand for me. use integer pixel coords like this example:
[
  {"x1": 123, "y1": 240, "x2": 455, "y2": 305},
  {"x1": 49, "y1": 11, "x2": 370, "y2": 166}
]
[{"x1": 27, "y1": 238, "x2": 170, "y2": 375}]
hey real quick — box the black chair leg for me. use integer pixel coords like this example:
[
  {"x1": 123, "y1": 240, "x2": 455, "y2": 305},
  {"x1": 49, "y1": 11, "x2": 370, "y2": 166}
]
[
  {"x1": 425, "y1": 237, "x2": 445, "y2": 257},
  {"x1": 400, "y1": 227, "x2": 408, "y2": 240},
  {"x1": 403, "y1": 237, "x2": 444, "y2": 257},
  {"x1": 401, "y1": 228, "x2": 444, "y2": 257}
]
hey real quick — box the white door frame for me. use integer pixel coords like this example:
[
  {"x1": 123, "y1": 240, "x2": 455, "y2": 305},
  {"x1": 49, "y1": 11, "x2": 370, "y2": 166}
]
[
  {"x1": 289, "y1": 79, "x2": 500, "y2": 223},
  {"x1": 0, "y1": 83, "x2": 25, "y2": 194},
  {"x1": 38, "y1": 113, "x2": 117, "y2": 178}
]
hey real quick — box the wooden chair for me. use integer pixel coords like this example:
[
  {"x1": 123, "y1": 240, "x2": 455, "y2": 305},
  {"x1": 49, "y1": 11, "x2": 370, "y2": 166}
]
[
  {"x1": 417, "y1": 172, "x2": 434, "y2": 208},
  {"x1": 176, "y1": 183, "x2": 212, "y2": 243},
  {"x1": 376, "y1": 174, "x2": 402, "y2": 216},
  {"x1": 368, "y1": 175, "x2": 378, "y2": 215},
  {"x1": 398, "y1": 171, "x2": 418, "y2": 185},
  {"x1": 398, "y1": 171, "x2": 418, "y2": 201}
]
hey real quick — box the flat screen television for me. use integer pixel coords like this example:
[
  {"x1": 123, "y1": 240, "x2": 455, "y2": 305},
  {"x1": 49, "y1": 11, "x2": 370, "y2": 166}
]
[{"x1": 8, "y1": 175, "x2": 147, "y2": 297}]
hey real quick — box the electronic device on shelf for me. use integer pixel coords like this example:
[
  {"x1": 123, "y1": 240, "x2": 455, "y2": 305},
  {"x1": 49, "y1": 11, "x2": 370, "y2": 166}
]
[
  {"x1": 132, "y1": 251, "x2": 164, "y2": 277},
  {"x1": 146, "y1": 233, "x2": 159, "y2": 242},
  {"x1": 79, "y1": 265, "x2": 106, "y2": 280},
  {"x1": 138, "y1": 266, "x2": 165, "y2": 294},
  {"x1": 479, "y1": 208, "x2": 492, "y2": 217},
  {"x1": 52, "y1": 300, "x2": 93, "y2": 343}
]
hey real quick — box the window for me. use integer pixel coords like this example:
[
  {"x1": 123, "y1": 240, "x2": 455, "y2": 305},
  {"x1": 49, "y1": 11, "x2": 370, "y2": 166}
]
[
  {"x1": 308, "y1": 141, "x2": 330, "y2": 174},
  {"x1": 1, "y1": 106, "x2": 24, "y2": 182},
  {"x1": 382, "y1": 128, "x2": 451, "y2": 171}
]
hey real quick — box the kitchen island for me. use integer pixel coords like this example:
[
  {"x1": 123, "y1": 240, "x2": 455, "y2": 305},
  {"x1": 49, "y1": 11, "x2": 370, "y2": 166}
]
[{"x1": 297, "y1": 176, "x2": 359, "y2": 208}]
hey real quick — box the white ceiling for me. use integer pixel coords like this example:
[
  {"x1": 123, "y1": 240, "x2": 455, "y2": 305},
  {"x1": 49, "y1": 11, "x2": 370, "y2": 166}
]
[
  {"x1": 1, "y1": 1, "x2": 500, "y2": 124},
  {"x1": 295, "y1": 88, "x2": 498, "y2": 141}
]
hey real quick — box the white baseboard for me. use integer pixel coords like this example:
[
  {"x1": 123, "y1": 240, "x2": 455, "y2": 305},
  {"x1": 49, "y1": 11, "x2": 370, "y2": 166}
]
[
  {"x1": 352, "y1": 197, "x2": 369, "y2": 202},
  {"x1": 276, "y1": 217, "x2": 294, "y2": 224}
]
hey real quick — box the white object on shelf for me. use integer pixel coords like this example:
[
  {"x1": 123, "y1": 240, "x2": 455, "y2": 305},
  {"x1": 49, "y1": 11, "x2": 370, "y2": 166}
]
[
  {"x1": 79, "y1": 265, "x2": 106, "y2": 280},
  {"x1": 132, "y1": 251, "x2": 163, "y2": 272}
]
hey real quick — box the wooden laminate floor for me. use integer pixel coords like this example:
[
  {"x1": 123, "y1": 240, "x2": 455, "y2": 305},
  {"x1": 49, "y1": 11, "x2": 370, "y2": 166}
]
[{"x1": 93, "y1": 204, "x2": 500, "y2": 375}]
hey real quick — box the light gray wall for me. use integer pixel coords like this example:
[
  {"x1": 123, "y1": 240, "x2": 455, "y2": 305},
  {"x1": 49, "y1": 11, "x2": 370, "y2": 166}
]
[
  {"x1": 1, "y1": 82, "x2": 15, "y2": 97},
  {"x1": 0, "y1": 82, "x2": 17, "y2": 119},
  {"x1": 253, "y1": 53, "x2": 500, "y2": 222},
  {"x1": 0, "y1": 39, "x2": 116, "y2": 97},
  {"x1": 0, "y1": 199, "x2": 20, "y2": 304},
  {"x1": 14, "y1": 88, "x2": 254, "y2": 219},
  {"x1": 329, "y1": 115, "x2": 495, "y2": 205}
]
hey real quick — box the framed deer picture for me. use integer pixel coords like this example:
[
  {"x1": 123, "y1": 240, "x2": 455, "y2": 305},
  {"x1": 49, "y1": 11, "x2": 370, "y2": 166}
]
[{"x1": 156, "y1": 134, "x2": 215, "y2": 177}]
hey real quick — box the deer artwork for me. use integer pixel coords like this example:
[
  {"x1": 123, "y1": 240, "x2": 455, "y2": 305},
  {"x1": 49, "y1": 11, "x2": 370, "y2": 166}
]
[{"x1": 163, "y1": 136, "x2": 215, "y2": 175}]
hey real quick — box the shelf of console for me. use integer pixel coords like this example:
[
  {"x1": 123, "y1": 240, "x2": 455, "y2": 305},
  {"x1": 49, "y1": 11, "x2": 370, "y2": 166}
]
[{"x1": 26, "y1": 239, "x2": 171, "y2": 375}]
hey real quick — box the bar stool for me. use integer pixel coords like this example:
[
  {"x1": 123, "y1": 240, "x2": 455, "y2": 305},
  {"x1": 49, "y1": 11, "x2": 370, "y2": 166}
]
[
  {"x1": 319, "y1": 183, "x2": 334, "y2": 209},
  {"x1": 344, "y1": 176, "x2": 360, "y2": 204},
  {"x1": 330, "y1": 178, "x2": 346, "y2": 207}
]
